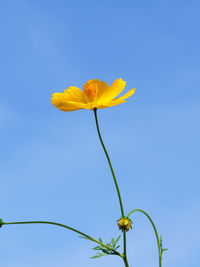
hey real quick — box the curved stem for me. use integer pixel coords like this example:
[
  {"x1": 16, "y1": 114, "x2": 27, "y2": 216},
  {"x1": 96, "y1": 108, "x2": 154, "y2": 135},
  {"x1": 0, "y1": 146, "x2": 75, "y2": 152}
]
[
  {"x1": 93, "y1": 109, "x2": 128, "y2": 266},
  {"x1": 93, "y1": 109, "x2": 124, "y2": 217},
  {"x1": 2, "y1": 220, "x2": 120, "y2": 255},
  {"x1": 127, "y1": 209, "x2": 162, "y2": 267}
]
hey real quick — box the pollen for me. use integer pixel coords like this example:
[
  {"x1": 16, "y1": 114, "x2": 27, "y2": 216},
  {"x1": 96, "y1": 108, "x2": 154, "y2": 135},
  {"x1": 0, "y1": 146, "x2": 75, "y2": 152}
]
[{"x1": 83, "y1": 80, "x2": 98, "y2": 101}]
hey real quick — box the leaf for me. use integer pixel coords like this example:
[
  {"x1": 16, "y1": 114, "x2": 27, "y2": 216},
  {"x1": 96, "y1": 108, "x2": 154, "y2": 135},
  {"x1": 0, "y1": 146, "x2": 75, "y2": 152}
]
[
  {"x1": 92, "y1": 246, "x2": 102, "y2": 250},
  {"x1": 88, "y1": 235, "x2": 121, "y2": 259},
  {"x1": 113, "y1": 235, "x2": 121, "y2": 247},
  {"x1": 91, "y1": 253, "x2": 107, "y2": 259}
]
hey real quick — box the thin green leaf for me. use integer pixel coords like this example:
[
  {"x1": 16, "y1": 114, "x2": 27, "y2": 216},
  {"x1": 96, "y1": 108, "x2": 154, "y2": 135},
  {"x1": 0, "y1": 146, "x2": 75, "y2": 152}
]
[
  {"x1": 114, "y1": 235, "x2": 121, "y2": 246},
  {"x1": 111, "y1": 237, "x2": 115, "y2": 247},
  {"x1": 91, "y1": 253, "x2": 107, "y2": 259},
  {"x1": 92, "y1": 246, "x2": 102, "y2": 250}
]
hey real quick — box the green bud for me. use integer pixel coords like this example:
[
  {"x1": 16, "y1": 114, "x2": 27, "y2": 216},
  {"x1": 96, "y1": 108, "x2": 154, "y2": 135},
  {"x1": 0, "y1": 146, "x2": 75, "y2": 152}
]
[{"x1": 0, "y1": 219, "x2": 5, "y2": 228}]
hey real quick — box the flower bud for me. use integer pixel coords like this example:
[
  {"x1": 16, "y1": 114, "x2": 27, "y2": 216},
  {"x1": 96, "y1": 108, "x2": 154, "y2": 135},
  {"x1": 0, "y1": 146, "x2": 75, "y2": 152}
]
[
  {"x1": 118, "y1": 218, "x2": 132, "y2": 231},
  {"x1": 0, "y1": 219, "x2": 4, "y2": 228}
]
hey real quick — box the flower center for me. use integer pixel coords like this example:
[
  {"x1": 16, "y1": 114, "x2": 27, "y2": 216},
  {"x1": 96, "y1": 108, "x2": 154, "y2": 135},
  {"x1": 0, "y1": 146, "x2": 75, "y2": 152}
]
[{"x1": 83, "y1": 80, "x2": 98, "y2": 101}]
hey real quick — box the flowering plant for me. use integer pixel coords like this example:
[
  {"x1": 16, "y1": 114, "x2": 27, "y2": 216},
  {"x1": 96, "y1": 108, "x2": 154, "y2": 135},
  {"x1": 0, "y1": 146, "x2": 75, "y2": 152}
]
[{"x1": 0, "y1": 78, "x2": 167, "y2": 267}]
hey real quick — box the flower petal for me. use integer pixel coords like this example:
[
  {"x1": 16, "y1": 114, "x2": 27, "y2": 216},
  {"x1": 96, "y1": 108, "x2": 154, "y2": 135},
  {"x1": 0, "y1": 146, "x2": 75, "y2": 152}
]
[
  {"x1": 96, "y1": 80, "x2": 109, "y2": 100},
  {"x1": 64, "y1": 86, "x2": 85, "y2": 103},
  {"x1": 51, "y1": 93, "x2": 82, "y2": 111},
  {"x1": 112, "y1": 88, "x2": 136, "y2": 102},
  {"x1": 51, "y1": 86, "x2": 87, "y2": 112},
  {"x1": 96, "y1": 100, "x2": 126, "y2": 109},
  {"x1": 98, "y1": 78, "x2": 126, "y2": 102},
  {"x1": 63, "y1": 100, "x2": 90, "y2": 109},
  {"x1": 96, "y1": 88, "x2": 135, "y2": 109}
]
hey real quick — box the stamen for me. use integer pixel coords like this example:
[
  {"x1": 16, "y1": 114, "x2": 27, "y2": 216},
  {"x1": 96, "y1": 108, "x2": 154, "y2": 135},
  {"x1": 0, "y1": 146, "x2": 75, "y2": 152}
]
[{"x1": 83, "y1": 80, "x2": 98, "y2": 101}]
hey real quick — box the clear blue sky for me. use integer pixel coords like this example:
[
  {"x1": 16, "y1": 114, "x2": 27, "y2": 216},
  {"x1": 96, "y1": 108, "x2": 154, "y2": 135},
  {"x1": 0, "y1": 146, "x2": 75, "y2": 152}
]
[{"x1": 0, "y1": 0, "x2": 200, "y2": 266}]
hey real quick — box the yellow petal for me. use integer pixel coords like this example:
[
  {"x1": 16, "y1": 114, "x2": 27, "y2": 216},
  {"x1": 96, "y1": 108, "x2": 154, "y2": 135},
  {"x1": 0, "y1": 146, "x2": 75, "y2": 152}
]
[
  {"x1": 96, "y1": 80, "x2": 109, "y2": 100},
  {"x1": 112, "y1": 88, "x2": 136, "y2": 102},
  {"x1": 51, "y1": 93, "x2": 81, "y2": 111},
  {"x1": 96, "y1": 100, "x2": 126, "y2": 109},
  {"x1": 51, "y1": 86, "x2": 87, "y2": 112},
  {"x1": 64, "y1": 86, "x2": 85, "y2": 103},
  {"x1": 98, "y1": 78, "x2": 126, "y2": 102},
  {"x1": 96, "y1": 88, "x2": 135, "y2": 109}
]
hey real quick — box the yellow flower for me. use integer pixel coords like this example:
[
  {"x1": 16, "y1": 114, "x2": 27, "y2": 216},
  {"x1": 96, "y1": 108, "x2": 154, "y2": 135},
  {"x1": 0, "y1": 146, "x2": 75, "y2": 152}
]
[{"x1": 51, "y1": 78, "x2": 135, "y2": 111}]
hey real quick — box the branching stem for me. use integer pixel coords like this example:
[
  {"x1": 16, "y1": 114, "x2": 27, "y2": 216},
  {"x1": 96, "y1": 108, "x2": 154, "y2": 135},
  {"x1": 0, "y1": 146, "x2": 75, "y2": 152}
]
[{"x1": 2, "y1": 220, "x2": 120, "y2": 255}]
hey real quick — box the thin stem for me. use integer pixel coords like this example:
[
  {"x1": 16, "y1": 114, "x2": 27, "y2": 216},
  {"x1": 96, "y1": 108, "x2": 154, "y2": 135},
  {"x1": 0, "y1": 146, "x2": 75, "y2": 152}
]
[
  {"x1": 93, "y1": 108, "x2": 129, "y2": 266},
  {"x1": 123, "y1": 256, "x2": 129, "y2": 267},
  {"x1": 2, "y1": 220, "x2": 120, "y2": 255},
  {"x1": 93, "y1": 109, "x2": 124, "y2": 217},
  {"x1": 127, "y1": 209, "x2": 162, "y2": 267},
  {"x1": 123, "y1": 230, "x2": 129, "y2": 267}
]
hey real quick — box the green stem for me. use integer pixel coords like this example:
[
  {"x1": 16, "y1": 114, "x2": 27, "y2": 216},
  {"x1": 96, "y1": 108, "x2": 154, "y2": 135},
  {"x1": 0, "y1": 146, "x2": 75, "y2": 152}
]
[
  {"x1": 123, "y1": 256, "x2": 129, "y2": 267},
  {"x1": 93, "y1": 109, "x2": 128, "y2": 266},
  {"x1": 93, "y1": 108, "x2": 124, "y2": 217},
  {"x1": 123, "y1": 230, "x2": 129, "y2": 267},
  {"x1": 127, "y1": 209, "x2": 162, "y2": 267},
  {"x1": 1, "y1": 220, "x2": 120, "y2": 255}
]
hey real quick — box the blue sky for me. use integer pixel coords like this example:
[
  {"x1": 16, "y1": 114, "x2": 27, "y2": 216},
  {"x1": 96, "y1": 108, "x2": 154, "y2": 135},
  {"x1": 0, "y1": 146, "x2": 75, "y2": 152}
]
[{"x1": 0, "y1": 0, "x2": 200, "y2": 266}]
